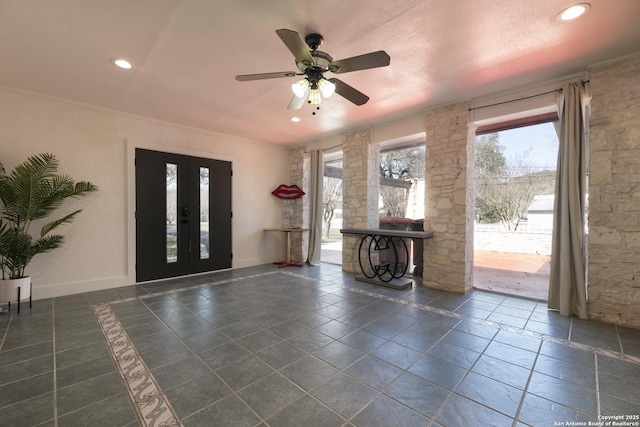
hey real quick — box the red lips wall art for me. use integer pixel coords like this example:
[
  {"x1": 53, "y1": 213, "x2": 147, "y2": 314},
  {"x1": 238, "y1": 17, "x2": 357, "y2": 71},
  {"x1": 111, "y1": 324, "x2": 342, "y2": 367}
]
[{"x1": 272, "y1": 184, "x2": 305, "y2": 199}]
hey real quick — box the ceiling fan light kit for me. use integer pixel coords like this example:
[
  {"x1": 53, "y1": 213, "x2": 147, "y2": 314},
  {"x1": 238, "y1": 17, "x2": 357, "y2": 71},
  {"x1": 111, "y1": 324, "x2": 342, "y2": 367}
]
[
  {"x1": 318, "y1": 78, "x2": 336, "y2": 98},
  {"x1": 292, "y1": 78, "x2": 310, "y2": 97},
  {"x1": 308, "y1": 88, "x2": 322, "y2": 105},
  {"x1": 236, "y1": 28, "x2": 390, "y2": 113}
]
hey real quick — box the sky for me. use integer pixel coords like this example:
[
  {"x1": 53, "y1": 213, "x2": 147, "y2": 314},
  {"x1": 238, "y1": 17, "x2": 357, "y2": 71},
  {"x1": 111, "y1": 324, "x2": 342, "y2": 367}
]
[{"x1": 498, "y1": 122, "x2": 559, "y2": 171}]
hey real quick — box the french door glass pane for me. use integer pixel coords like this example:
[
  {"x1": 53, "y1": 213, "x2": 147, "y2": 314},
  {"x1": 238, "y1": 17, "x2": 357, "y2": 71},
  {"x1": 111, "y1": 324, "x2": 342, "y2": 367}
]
[
  {"x1": 166, "y1": 163, "x2": 178, "y2": 264},
  {"x1": 200, "y1": 167, "x2": 210, "y2": 259}
]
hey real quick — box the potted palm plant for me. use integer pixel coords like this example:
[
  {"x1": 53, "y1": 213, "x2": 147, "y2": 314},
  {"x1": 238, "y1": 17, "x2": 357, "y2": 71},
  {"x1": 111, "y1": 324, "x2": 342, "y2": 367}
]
[{"x1": 0, "y1": 153, "x2": 97, "y2": 310}]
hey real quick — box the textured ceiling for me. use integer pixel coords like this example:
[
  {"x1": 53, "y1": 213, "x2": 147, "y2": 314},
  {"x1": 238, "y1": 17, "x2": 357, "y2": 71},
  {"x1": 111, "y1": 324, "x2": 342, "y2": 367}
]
[{"x1": 1, "y1": 0, "x2": 639, "y2": 146}]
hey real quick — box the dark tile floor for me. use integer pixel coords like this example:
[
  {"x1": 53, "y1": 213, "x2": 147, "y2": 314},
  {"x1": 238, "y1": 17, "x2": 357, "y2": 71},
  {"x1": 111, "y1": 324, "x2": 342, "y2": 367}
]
[{"x1": 1, "y1": 263, "x2": 639, "y2": 426}]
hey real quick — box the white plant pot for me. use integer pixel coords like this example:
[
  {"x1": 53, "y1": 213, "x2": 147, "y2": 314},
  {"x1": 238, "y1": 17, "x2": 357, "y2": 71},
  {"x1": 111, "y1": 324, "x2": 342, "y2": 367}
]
[{"x1": 0, "y1": 277, "x2": 31, "y2": 302}]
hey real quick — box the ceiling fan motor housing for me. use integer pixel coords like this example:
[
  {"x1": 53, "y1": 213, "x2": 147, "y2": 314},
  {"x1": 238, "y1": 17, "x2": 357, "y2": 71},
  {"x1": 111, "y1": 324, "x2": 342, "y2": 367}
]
[
  {"x1": 304, "y1": 33, "x2": 324, "y2": 50},
  {"x1": 296, "y1": 50, "x2": 333, "y2": 74},
  {"x1": 296, "y1": 32, "x2": 333, "y2": 79}
]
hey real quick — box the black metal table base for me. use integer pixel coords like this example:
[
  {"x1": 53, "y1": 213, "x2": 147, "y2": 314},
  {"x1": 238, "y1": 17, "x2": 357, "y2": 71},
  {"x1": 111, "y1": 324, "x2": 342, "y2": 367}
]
[{"x1": 340, "y1": 228, "x2": 434, "y2": 291}]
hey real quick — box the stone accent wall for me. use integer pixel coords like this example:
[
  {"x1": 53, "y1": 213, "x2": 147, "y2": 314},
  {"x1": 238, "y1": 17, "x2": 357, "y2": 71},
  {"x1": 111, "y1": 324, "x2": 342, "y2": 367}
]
[
  {"x1": 286, "y1": 147, "x2": 309, "y2": 263},
  {"x1": 422, "y1": 101, "x2": 475, "y2": 293},
  {"x1": 342, "y1": 129, "x2": 380, "y2": 273},
  {"x1": 588, "y1": 54, "x2": 640, "y2": 327}
]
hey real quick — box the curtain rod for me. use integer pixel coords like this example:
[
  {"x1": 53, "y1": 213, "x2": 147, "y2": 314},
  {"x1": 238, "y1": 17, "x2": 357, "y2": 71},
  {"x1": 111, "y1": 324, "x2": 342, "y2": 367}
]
[
  {"x1": 469, "y1": 80, "x2": 589, "y2": 112},
  {"x1": 323, "y1": 143, "x2": 343, "y2": 152},
  {"x1": 468, "y1": 89, "x2": 562, "y2": 111},
  {"x1": 303, "y1": 143, "x2": 343, "y2": 153}
]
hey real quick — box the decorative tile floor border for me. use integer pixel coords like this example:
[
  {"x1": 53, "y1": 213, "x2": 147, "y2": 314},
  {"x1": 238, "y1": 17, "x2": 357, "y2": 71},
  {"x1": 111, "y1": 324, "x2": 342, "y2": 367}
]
[
  {"x1": 111, "y1": 271, "x2": 276, "y2": 307},
  {"x1": 90, "y1": 271, "x2": 282, "y2": 425},
  {"x1": 91, "y1": 269, "x2": 640, "y2": 426},
  {"x1": 93, "y1": 303, "x2": 183, "y2": 427}
]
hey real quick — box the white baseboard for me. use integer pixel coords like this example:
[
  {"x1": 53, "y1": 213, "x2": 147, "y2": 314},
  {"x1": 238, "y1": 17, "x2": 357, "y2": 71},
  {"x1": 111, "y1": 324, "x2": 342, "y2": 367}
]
[
  {"x1": 233, "y1": 256, "x2": 280, "y2": 269},
  {"x1": 33, "y1": 276, "x2": 130, "y2": 300},
  {"x1": 31, "y1": 259, "x2": 278, "y2": 301}
]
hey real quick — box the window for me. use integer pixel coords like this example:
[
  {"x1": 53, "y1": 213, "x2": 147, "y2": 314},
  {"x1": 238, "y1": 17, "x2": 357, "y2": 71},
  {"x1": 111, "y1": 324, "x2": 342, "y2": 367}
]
[
  {"x1": 379, "y1": 145, "x2": 425, "y2": 219},
  {"x1": 166, "y1": 163, "x2": 178, "y2": 264}
]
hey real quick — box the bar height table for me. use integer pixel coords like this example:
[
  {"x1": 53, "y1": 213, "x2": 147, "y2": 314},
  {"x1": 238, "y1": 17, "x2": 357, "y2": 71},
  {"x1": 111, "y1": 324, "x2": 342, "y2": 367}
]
[{"x1": 264, "y1": 228, "x2": 308, "y2": 267}]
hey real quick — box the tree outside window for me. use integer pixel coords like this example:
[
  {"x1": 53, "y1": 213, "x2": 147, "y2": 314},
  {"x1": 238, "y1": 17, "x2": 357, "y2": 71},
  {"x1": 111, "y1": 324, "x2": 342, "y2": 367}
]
[{"x1": 475, "y1": 132, "x2": 555, "y2": 230}]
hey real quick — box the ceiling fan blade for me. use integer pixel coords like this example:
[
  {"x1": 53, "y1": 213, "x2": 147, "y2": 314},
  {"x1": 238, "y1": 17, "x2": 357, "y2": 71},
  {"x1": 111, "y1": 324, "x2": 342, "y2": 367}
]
[
  {"x1": 276, "y1": 29, "x2": 313, "y2": 65},
  {"x1": 329, "y1": 51, "x2": 390, "y2": 74},
  {"x1": 235, "y1": 71, "x2": 297, "y2": 81},
  {"x1": 329, "y1": 78, "x2": 369, "y2": 106},
  {"x1": 288, "y1": 94, "x2": 306, "y2": 110}
]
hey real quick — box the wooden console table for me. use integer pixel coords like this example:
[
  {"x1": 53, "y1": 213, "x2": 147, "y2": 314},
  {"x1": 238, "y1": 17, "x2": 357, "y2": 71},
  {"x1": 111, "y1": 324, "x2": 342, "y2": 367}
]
[
  {"x1": 264, "y1": 228, "x2": 308, "y2": 267},
  {"x1": 340, "y1": 228, "x2": 434, "y2": 289}
]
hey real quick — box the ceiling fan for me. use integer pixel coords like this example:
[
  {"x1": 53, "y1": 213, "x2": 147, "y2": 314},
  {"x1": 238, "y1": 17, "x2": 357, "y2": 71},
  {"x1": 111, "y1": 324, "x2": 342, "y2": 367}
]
[{"x1": 235, "y1": 29, "x2": 390, "y2": 111}]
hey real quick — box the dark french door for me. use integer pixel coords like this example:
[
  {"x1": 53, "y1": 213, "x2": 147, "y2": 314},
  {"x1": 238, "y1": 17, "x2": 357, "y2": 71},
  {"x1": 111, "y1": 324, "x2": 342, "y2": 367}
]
[{"x1": 135, "y1": 148, "x2": 232, "y2": 282}]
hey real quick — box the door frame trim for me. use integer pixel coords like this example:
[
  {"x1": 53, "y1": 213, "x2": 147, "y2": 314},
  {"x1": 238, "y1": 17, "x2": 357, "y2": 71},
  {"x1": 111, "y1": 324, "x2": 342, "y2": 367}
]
[{"x1": 126, "y1": 139, "x2": 234, "y2": 285}]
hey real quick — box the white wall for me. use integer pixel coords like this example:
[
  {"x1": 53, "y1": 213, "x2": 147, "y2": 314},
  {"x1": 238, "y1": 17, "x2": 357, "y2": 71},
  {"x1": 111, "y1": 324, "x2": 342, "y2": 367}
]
[{"x1": 0, "y1": 87, "x2": 290, "y2": 299}]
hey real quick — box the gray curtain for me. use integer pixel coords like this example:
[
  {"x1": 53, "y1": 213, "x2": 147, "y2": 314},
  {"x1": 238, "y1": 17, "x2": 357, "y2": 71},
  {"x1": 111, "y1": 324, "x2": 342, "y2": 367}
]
[
  {"x1": 548, "y1": 82, "x2": 588, "y2": 318},
  {"x1": 308, "y1": 149, "x2": 324, "y2": 265}
]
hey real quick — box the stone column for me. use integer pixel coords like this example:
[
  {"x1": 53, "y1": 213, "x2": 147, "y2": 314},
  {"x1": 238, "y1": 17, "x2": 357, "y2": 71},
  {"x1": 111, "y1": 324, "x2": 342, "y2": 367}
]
[
  {"x1": 587, "y1": 54, "x2": 640, "y2": 327},
  {"x1": 342, "y1": 129, "x2": 379, "y2": 273},
  {"x1": 286, "y1": 147, "x2": 309, "y2": 263},
  {"x1": 422, "y1": 101, "x2": 475, "y2": 293}
]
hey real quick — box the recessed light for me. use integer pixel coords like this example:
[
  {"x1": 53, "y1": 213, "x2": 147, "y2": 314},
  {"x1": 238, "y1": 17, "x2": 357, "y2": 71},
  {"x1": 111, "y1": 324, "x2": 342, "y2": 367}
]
[
  {"x1": 290, "y1": 117, "x2": 301, "y2": 122},
  {"x1": 558, "y1": 3, "x2": 590, "y2": 21},
  {"x1": 111, "y1": 58, "x2": 134, "y2": 70}
]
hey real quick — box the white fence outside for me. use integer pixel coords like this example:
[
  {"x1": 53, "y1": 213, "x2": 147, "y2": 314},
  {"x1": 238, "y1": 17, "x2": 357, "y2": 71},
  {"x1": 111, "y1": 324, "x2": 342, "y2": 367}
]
[{"x1": 474, "y1": 223, "x2": 552, "y2": 256}]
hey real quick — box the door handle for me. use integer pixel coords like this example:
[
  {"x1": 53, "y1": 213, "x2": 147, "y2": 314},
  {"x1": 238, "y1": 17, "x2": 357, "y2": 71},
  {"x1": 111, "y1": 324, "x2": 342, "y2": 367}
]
[{"x1": 181, "y1": 206, "x2": 190, "y2": 223}]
